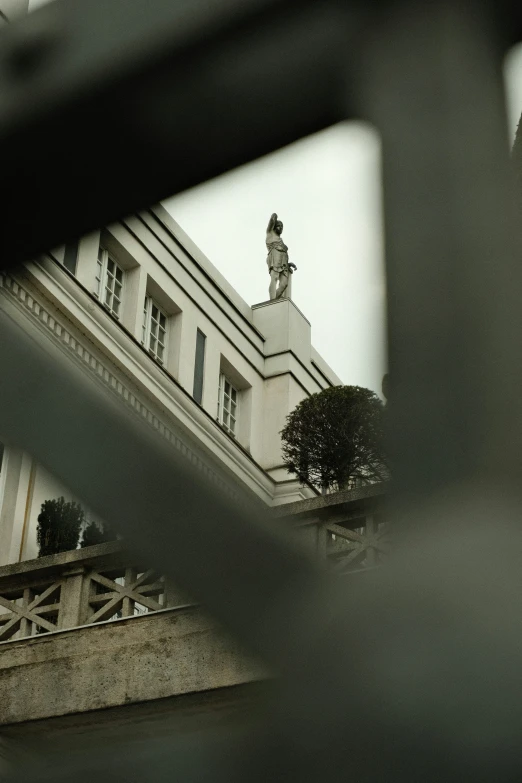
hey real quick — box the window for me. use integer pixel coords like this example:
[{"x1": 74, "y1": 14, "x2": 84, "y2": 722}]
[
  {"x1": 193, "y1": 329, "x2": 206, "y2": 404},
  {"x1": 217, "y1": 374, "x2": 238, "y2": 437},
  {"x1": 96, "y1": 246, "x2": 123, "y2": 318},
  {"x1": 142, "y1": 296, "x2": 167, "y2": 364}
]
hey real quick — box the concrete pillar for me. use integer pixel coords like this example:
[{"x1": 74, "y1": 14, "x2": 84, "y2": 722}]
[
  {"x1": 0, "y1": 449, "x2": 34, "y2": 566},
  {"x1": 59, "y1": 566, "x2": 89, "y2": 628},
  {"x1": 261, "y1": 374, "x2": 294, "y2": 469},
  {"x1": 75, "y1": 231, "x2": 101, "y2": 293},
  {"x1": 165, "y1": 313, "x2": 183, "y2": 380},
  {"x1": 252, "y1": 298, "x2": 311, "y2": 364},
  {"x1": 122, "y1": 265, "x2": 147, "y2": 340},
  {"x1": 252, "y1": 299, "x2": 312, "y2": 471}
]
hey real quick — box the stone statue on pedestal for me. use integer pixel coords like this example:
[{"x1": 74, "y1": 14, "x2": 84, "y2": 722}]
[{"x1": 266, "y1": 213, "x2": 296, "y2": 300}]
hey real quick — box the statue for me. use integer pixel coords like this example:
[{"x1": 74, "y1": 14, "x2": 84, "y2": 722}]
[{"x1": 266, "y1": 213, "x2": 296, "y2": 300}]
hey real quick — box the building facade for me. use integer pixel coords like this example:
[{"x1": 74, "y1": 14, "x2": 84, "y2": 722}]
[{"x1": 0, "y1": 205, "x2": 341, "y2": 565}]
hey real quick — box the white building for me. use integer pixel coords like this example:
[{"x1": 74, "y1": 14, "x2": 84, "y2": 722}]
[{"x1": 0, "y1": 205, "x2": 341, "y2": 565}]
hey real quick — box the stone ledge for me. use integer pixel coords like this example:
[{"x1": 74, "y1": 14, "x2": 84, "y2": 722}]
[
  {"x1": 0, "y1": 604, "x2": 266, "y2": 726},
  {"x1": 0, "y1": 682, "x2": 268, "y2": 756},
  {"x1": 0, "y1": 542, "x2": 122, "y2": 588},
  {"x1": 272, "y1": 482, "x2": 389, "y2": 520}
]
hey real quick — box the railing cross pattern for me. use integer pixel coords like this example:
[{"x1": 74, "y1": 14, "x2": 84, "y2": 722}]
[
  {"x1": 0, "y1": 581, "x2": 62, "y2": 641},
  {"x1": 88, "y1": 570, "x2": 162, "y2": 623}
]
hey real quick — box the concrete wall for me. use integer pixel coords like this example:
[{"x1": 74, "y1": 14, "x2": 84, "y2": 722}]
[
  {"x1": 0, "y1": 605, "x2": 265, "y2": 726},
  {"x1": 0, "y1": 449, "x2": 33, "y2": 564}
]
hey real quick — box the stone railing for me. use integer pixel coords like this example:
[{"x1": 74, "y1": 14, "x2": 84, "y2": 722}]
[
  {"x1": 0, "y1": 541, "x2": 189, "y2": 644},
  {"x1": 0, "y1": 484, "x2": 388, "y2": 645},
  {"x1": 277, "y1": 482, "x2": 389, "y2": 574}
]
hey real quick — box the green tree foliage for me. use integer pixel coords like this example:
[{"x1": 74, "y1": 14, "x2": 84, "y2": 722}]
[
  {"x1": 80, "y1": 520, "x2": 116, "y2": 548},
  {"x1": 281, "y1": 385, "x2": 387, "y2": 492},
  {"x1": 36, "y1": 496, "x2": 84, "y2": 557}
]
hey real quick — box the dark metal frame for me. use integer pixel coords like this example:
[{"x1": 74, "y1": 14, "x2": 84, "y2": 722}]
[{"x1": 2, "y1": 0, "x2": 522, "y2": 780}]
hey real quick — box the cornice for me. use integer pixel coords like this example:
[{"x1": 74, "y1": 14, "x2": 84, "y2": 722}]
[{"x1": 0, "y1": 270, "x2": 275, "y2": 506}]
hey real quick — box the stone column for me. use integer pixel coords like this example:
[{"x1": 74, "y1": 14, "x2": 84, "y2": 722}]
[
  {"x1": 75, "y1": 231, "x2": 101, "y2": 293},
  {"x1": 59, "y1": 566, "x2": 89, "y2": 629},
  {"x1": 0, "y1": 449, "x2": 34, "y2": 566}
]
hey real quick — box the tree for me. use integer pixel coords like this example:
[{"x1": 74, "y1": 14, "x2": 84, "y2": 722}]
[
  {"x1": 281, "y1": 385, "x2": 387, "y2": 493},
  {"x1": 80, "y1": 520, "x2": 116, "y2": 548},
  {"x1": 37, "y1": 496, "x2": 84, "y2": 557}
]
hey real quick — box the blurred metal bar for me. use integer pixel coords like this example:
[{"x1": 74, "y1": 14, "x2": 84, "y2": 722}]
[
  {"x1": 0, "y1": 307, "x2": 329, "y2": 673},
  {"x1": 2, "y1": 1, "x2": 522, "y2": 782},
  {"x1": 0, "y1": 0, "x2": 359, "y2": 267},
  {"x1": 0, "y1": 0, "x2": 521, "y2": 270},
  {"x1": 361, "y1": 1, "x2": 521, "y2": 502},
  {"x1": 5, "y1": 730, "x2": 250, "y2": 783}
]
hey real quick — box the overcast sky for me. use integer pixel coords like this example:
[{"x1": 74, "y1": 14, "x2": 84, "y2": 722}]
[
  {"x1": 165, "y1": 123, "x2": 384, "y2": 391},
  {"x1": 165, "y1": 47, "x2": 522, "y2": 394},
  {"x1": 26, "y1": 0, "x2": 522, "y2": 392}
]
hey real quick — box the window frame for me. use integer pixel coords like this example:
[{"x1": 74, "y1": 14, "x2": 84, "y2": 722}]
[
  {"x1": 142, "y1": 295, "x2": 168, "y2": 365},
  {"x1": 95, "y1": 246, "x2": 124, "y2": 319},
  {"x1": 217, "y1": 373, "x2": 239, "y2": 437}
]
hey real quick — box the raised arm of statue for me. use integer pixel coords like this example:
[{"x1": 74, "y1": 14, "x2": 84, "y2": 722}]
[{"x1": 267, "y1": 213, "x2": 277, "y2": 233}]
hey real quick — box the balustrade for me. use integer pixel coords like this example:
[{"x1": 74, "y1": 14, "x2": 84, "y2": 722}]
[
  {"x1": 0, "y1": 543, "x2": 187, "y2": 643},
  {"x1": 276, "y1": 483, "x2": 389, "y2": 573},
  {"x1": 0, "y1": 484, "x2": 387, "y2": 644}
]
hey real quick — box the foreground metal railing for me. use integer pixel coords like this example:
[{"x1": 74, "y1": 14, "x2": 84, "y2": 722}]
[{"x1": 2, "y1": 0, "x2": 522, "y2": 781}]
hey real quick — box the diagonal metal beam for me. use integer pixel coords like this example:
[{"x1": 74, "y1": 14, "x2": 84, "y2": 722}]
[
  {"x1": 0, "y1": 0, "x2": 521, "y2": 273},
  {"x1": 0, "y1": 0, "x2": 361, "y2": 267},
  {"x1": 360, "y1": 1, "x2": 521, "y2": 503}
]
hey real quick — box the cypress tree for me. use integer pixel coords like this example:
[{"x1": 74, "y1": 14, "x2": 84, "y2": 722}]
[{"x1": 36, "y1": 496, "x2": 84, "y2": 557}]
